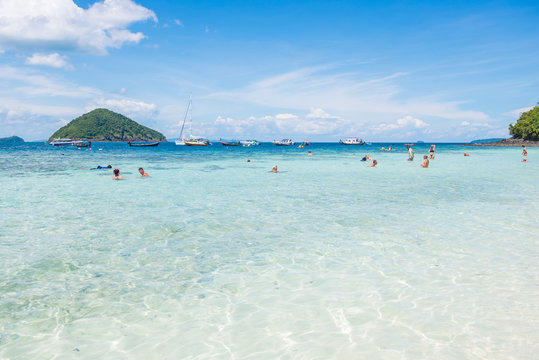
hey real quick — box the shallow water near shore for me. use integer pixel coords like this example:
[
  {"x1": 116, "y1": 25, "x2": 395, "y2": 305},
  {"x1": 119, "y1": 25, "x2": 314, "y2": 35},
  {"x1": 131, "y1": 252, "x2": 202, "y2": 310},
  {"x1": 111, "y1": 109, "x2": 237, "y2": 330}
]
[{"x1": 0, "y1": 142, "x2": 538, "y2": 359}]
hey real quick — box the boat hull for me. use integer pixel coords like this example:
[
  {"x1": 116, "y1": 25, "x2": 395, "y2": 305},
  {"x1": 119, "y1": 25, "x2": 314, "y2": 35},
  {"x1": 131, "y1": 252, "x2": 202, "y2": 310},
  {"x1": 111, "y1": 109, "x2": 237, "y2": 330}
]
[{"x1": 128, "y1": 142, "x2": 160, "y2": 147}]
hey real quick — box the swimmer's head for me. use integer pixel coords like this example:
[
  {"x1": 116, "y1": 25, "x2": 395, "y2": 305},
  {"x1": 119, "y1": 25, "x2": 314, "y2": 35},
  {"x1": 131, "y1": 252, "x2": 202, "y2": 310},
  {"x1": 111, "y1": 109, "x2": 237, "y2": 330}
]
[
  {"x1": 107, "y1": 165, "x2": 112, "y2": 168},
  {"x1": 114, "y1": 169, "x2": 120, "y2": 176}
]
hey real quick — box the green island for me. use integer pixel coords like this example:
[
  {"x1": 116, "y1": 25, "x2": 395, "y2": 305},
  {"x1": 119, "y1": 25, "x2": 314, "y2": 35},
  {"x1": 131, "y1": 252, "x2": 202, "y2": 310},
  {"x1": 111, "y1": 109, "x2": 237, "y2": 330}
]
[
  {"x1": 49, "y1": 108, "x2": 166, "y2": 142},
  {"x1": 509, "y1": 103, "x2": 539, "y2": 140},
  {"x1": 0, "y1": 136, "x2": 25, "y2": 145},
  {"x1": 468, "y1": 102, "x2": 539, "y2": 146}
]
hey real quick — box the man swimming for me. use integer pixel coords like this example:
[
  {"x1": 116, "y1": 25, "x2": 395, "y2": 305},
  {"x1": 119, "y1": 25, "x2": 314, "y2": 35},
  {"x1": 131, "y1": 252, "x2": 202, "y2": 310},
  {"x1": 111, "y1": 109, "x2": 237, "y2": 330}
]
[
  {"x1": 369, "y1": 160, "x2": 377, "y2": 167},
  {"x1": 139, "y1": 167, "x2": 149, "y2": 177},
  {"x1": 272, "y1": 165, "x2": 278, "y2": 173}
]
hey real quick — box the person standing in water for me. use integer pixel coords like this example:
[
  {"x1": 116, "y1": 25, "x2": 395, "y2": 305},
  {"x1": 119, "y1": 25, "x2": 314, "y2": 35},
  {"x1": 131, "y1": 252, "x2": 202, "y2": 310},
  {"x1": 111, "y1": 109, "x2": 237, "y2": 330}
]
[
  {"x1": 522, "y1": 145, "x2": 527, "y2": 162},
  {"x1": 272, "y1": 165, "x2": 278, "y2": 173},
  {"x1": 406, "y1": 145, "x2": 414, "y2": 161},
  {"x1": 429, "y1": 145, "x2": 436, "y2": 159},
  {"x1": 420, "y1": 155, "x2": 429, "y2": 168}
]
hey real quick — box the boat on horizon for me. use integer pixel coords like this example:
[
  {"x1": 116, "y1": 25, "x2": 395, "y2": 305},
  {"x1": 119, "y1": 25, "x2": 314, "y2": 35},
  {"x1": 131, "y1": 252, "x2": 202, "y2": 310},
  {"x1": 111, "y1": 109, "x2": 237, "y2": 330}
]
[
  {"x1": 74, "y1": 140, "x2": 91, "y2": 148},
  {"x1": 177, "y1": 95, "x2": 210, "y2": 146},
  {"x1": 49, "y1": 138, "x2": 75, "y2": 146},
  {"x1": 220, "y1": 138, "x2": 240, "y2": 146},
  {"x1": 339, "y1": 137, "x2": 365, "y2": 145},
  {"x1": 240, "y1": 140, "x2": 260, "y2": 146},
  {"x1": 274, "y1": 139, "x2": 294, "y2": 146},
  {"x1": 184, "y1": 135, "x2": 210, "y2": 146},
  {"x1": 128, "y1": 141, "x2": 160, "y2": 147}
]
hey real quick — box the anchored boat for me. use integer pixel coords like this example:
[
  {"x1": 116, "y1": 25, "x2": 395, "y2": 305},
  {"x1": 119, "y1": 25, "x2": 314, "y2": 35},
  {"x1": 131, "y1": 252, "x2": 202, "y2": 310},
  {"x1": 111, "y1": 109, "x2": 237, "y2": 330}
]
[
  {"x1": 274, "y1": 139, "x2": 294, "y2": 146},
  {"x1": 339, "y1": 137, "x2": 365, "y2": 145},
  {"x1": 128, "y1": 141, "x2": 160, "y2": 147}
]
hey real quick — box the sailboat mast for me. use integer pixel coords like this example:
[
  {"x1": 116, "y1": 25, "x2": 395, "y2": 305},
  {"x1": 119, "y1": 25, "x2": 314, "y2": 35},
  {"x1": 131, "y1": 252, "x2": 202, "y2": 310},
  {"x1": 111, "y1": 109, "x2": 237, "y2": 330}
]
[
  {"x1": 179, "y1": 94, "x2": 191, "y2": 140},
  {"x1": 189, "y1": 94, "x2": 193, "y2": 137}
]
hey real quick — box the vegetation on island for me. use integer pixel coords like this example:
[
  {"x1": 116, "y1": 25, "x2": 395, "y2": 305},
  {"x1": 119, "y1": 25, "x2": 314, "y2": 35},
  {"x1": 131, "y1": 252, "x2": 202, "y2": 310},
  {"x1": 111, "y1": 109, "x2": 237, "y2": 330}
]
[
  {"x1": 509, "y1": 103, "x2": 539, "y2": 140},
  {"x1": 0, "y1": 136, "x2": 24, "y2": 144},
  {"x1": 49, "y1": 108, "x2": 166, "y2": 142}
]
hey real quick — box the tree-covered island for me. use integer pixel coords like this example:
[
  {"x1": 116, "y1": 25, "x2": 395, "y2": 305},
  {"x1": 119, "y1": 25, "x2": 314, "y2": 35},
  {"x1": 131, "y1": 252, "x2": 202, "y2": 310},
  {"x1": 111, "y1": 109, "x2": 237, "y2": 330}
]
[
  {"x1": 509, "y1": 102, "x2": 539, "y2": 140},
  {"x1": 49, "y1": 108, "x2": 166, "y2": 142}
]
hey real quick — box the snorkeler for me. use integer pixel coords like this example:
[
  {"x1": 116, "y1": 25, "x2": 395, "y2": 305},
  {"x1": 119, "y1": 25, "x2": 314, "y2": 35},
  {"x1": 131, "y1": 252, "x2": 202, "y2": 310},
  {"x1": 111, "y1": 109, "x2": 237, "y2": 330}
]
[
  {"x1": 92, "y1": 165, "x2": 112, "y2": 170},
  {"x1": 138, "y1": 167, "x2": 149, "y2": 177},
  {"x1": 420, "y1": 155, "x2": 429, "y2": 168},
  {"x1": 112, "y1": 169, "x2": 124, "y2": 180}
]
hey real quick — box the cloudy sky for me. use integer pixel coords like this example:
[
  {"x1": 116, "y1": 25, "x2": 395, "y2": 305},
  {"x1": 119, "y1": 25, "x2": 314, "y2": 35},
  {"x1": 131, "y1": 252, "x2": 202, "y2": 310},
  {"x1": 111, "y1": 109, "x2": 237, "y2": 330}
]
[{"x1": 0, "y1": 0, "x2": 538, "y2": 141}]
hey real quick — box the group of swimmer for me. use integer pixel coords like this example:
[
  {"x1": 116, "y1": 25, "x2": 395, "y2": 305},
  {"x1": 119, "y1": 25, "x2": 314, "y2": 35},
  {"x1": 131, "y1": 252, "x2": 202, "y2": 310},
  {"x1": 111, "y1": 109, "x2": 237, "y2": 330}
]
[
  {"x1": 355, "y1": 144, "x2": 436, "y2": 168},
  {"x1": 103, "y1": 144, "x2": 530, "y2": 177},
  {"x1": 99, "y1": 167, "x2": 149, "y2": 180}
]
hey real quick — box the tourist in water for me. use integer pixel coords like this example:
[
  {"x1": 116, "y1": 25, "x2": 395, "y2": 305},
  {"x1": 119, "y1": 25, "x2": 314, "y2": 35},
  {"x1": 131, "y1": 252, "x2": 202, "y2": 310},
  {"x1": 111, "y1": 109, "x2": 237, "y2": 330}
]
[
  {"x1": 97, "y1": 165, "x2": 112, "y2": 169},
  {"x1": 308, "y1": 151, "x2": 312, "y2": 156},
  {"x1": 420, "y1": 155, "x2": 429, "y2": 168},
  {"x1": 139, "y1": 167, "x2": 149, "y2": 177},
  {"x1": 464, "y1": 153, "x2": 470, "y2": 157},
  {"x1": 406, "y1": 145, "x2": 414, "y2": 161},
  {"x1": 429, "y1": 145, "x2": 436, "y2": 159},
  {"x1": 361, "y1": 155, "x2": 372, "y2": 161},
  {"x1": 522, "y1": 145, "x2": 527, "y2": 162},
  {"x1": 369, "y1": 160, "x2": 377, "y2": 167},
  {"x1": 272, "y1": 165, "x2": 278, "y2": 173},
  {"x1": 112, "y1": 169, "x2": 124, "y2": 180}
]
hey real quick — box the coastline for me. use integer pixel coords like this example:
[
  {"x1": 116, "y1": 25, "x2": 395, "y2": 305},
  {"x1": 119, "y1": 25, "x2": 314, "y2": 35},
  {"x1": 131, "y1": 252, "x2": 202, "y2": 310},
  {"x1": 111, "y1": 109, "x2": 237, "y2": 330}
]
[{"x1": 466, "y1": 137, "x2": 539, "y2": 147}]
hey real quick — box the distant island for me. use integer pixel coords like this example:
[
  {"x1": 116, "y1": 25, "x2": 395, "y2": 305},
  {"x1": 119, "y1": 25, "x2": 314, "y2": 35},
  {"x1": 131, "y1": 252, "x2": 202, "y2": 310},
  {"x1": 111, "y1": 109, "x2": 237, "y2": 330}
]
[
  {"x1": 0, "y1": 136, "x2": 25, "y2": 145},
  {"x1": 49, "y1": 108, "x2": 166, "y2": 142},
  {"x1": 468, "y1": 102, "x2": 539, "y2": 147}
]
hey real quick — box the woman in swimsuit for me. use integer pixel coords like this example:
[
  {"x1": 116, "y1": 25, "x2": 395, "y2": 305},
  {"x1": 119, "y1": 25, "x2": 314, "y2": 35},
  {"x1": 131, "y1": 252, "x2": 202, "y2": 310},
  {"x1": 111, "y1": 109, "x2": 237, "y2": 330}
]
[{"x1": 429, "y1": 145, "x2": 435, "y2": 159}]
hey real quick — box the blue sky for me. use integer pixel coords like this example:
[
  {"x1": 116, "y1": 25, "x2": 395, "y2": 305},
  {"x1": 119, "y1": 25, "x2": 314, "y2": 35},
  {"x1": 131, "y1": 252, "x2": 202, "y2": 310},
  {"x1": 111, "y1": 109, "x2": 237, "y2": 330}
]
[{"x1": 0, "y1": 0, "x2": 538, "y2": 141}]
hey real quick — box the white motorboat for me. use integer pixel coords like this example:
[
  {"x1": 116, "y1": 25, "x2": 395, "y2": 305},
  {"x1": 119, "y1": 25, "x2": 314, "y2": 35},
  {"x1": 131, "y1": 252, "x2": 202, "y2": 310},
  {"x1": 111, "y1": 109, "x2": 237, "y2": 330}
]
[
  {"x1": 274, "y1": 139, "x2": 294, "y2": 146},
  {"x1": 339, "y1": 137, "x2": 365, "y2": 145}
]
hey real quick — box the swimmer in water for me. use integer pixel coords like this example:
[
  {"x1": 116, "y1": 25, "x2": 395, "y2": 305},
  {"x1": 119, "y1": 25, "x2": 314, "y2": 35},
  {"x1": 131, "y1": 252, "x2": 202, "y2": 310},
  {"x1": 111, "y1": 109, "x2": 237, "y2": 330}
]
[
  {"x1": 112, "y1": 169, "x2": 124, "y2": 180},
  {"x1": 369, "y1": 160, "x2": 377, "y2": 167},
  {"x1": 464, "y1": 153, "x2": 470, "y2": 157},
  {"x1": 308, "y1": 151, "x2": 312, "y2": 156},
  {"x1": 406, "y1": 145, "x2": 414, "y2": 161},
  {"x1": 272, "y1": 165, "x2": 278, "y2": 173},
  {"x1": 420, "y1": 155, "x2": 429, "y2": 168},
  {"x1": 522, "y1": 145, "x2": 527, "y2": 162},
  {"x1": 97, "y1": 165, "x2": 112, "y2": 169},
  {"x1": 138, "y1": 167, "x2": 149, "y2": 177},
  {"x1": 361, "y1": 155, "x2": 372, "y2": 161}
]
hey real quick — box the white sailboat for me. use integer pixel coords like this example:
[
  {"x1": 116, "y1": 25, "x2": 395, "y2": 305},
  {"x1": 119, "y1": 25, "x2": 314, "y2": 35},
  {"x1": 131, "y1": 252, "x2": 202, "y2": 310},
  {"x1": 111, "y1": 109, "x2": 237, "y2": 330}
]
[{"x1": 175, "y1": 95, "x2": 210, "y2": 146}]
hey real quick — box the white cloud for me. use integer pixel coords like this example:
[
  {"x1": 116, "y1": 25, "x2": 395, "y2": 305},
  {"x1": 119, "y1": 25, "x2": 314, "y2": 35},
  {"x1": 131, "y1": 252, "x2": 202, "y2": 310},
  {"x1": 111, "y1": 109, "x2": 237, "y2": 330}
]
[
  {"x1": 0, "y1": 0, "x2": 157, "y2": 54},
  {"x1": 373, "y1": 115, "x2": 429, "y2": 132},
  {"x1": 25, "y1": 53, "x2": 74, "y2": 70},
  {"x1": 88, "y1": 98, "x2": 156, "y2": 118},
  {"x1": 460, "y1": 121, "x2": 492, "y2": 128},
  {"x1": 212, "y1": 108, "x2": 349, "y2": 138},
  {"x1": 174, "y1": 19, "x2": 184, "y2": 27},
  {"x1": 206, "y1": 66, "x2": 489, "y2": 124},
  {"x1": 504, "y1": 106, "x2": 533, "y2": 118}
]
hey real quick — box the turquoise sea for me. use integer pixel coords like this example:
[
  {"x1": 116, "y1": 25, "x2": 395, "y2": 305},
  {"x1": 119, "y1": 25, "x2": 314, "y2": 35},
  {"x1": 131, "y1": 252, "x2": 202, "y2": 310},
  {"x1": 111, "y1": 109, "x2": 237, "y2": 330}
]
[{"x1": 0, "y1": 142, "x2": 537, "y2": 359}]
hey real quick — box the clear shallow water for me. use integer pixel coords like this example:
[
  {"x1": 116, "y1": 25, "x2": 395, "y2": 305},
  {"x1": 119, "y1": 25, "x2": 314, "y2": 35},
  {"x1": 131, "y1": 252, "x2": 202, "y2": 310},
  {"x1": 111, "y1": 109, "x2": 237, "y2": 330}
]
[{"x1": 0, "y1": 142, "x2": 538, "y2": 359}]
